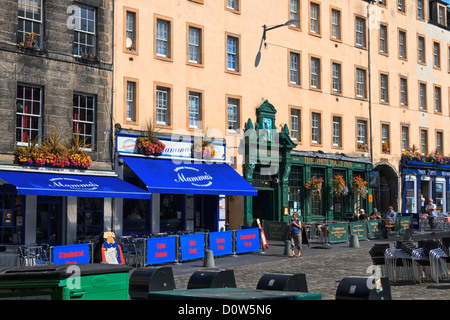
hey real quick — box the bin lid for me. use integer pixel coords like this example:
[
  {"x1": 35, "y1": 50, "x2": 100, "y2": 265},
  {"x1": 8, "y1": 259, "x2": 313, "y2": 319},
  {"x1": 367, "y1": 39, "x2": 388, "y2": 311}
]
[{"x1": 0, "y1": 264, "x2": 131, "y2": 280}]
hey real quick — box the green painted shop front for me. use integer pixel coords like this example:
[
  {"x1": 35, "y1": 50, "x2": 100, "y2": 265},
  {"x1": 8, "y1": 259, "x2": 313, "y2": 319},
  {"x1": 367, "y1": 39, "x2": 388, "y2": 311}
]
[{"x1": 243, "y1": 101, "x2": 373, "y2": 225}]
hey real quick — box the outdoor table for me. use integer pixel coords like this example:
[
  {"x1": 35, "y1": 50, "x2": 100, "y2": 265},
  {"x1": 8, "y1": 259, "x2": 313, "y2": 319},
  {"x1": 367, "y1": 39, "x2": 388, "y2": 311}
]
[{"x1": 147, "y1": 288, "x2": 322, "y2": 300}]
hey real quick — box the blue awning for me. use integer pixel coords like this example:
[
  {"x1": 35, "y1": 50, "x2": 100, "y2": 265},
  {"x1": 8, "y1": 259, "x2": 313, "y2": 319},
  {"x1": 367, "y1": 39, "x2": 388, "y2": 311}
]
[
  {"x1": 122, "y1": 157, "x2": 257, "y2": 196},
  {"x1": 0, "y1": 171, "x2": 151, "y2": 199}
]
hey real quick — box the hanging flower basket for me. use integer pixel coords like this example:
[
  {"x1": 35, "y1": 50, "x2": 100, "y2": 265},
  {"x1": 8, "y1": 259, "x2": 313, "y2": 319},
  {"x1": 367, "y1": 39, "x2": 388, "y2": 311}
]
[
  {"x1": 331, "y1": 174, "x2": 349, "y2": 198},
  {"x1": 305, "y1": 176, "x2": 324, "y2": 200},
  {"x1": 352, "y1": 176, "x2": 368, "y2": 199}
]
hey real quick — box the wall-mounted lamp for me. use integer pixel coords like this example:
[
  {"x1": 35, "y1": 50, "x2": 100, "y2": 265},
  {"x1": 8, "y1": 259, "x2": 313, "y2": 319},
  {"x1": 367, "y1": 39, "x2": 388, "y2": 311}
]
[{"x1": 255, "y1": 19, "x2": 300, "y2": 67}]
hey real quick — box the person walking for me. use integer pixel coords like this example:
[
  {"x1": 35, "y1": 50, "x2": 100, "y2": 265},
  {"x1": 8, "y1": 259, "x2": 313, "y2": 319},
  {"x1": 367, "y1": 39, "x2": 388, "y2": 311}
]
[
  {"x1": 289, "y1": 212, "x2": 302, "y2": 257},
  {"x1": 426, "y1": 198, "x2": 437, "y2": 235}
]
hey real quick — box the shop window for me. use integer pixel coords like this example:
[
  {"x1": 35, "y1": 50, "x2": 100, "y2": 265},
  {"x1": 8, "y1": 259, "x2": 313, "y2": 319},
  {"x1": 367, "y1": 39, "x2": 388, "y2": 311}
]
[
  {"x1": 77, "y1": 197, "x2": 103, "y2": 241},
  {"x1": 310, "y1": 168, "x2": 325, "y2": 217},
  {"x1": 123, "y1": 198, "x2": 148, "y2": 234},
  {"x1": 332, "y1": 170, "x2": 346, "y2": 220},
  {"x1": 288, "y1": 166, "x2": 303, "y2": 215},
  {"x1": 0, "y1": 192, "x2": 24, "y2": 244},
  {"x1": 160, "y1": 194, "x2": 184, "y2": 232}
]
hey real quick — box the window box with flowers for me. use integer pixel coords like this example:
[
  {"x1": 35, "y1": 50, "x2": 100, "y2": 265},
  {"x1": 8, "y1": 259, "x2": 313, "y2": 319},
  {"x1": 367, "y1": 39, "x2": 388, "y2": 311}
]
[
  {"x1": 192, "y1": 130, "x2": 217, "y2": 160},
  {"x1": 15, "y1": 131, "x2": 92, "y2": 169},
  {"x1": 136, "y1": 121, "x2": 166, "y2": 156},
  {"x1": 305, "y1": 176, "x2": 324, "y2": 200},
  {"x1": 357, "y1": 143, "x2": 368, "y2": 152},
  {"x1": 382, "y1": 141, "x2": 390, "y2": 154},
  {"x1": 193, "y1": 141, "x2": 216, "y2": 160},
  {"x1": 401, "y1": 145, "x2": 450, "y2": 165}
]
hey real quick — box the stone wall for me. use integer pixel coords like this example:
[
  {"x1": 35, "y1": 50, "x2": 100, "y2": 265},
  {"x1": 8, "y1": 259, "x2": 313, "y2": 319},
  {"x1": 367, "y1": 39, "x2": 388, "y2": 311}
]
[{"x1": 0, "y1": 0, "x2": 113, "y2": 169}]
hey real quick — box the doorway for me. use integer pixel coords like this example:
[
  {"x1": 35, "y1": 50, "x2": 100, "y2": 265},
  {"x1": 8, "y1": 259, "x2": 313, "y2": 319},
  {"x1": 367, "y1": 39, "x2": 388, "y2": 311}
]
[
  {"x1": 36, "y1": 197, "x2": 62, "y2": 245},
  {"x1": 252, "y1": 190, "x2": 274, "y2": 221}
]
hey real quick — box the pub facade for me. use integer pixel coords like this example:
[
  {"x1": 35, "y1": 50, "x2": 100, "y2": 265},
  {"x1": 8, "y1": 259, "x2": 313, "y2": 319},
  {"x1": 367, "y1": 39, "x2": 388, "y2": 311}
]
[{"x1": 243, "y1": 101, "x2": 373, "y2": 225}]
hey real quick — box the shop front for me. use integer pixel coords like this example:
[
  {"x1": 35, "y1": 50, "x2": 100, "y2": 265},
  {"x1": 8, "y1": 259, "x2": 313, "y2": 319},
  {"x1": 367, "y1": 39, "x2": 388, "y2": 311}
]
[
  {"x1": 401, "y1": 158, "x2": 450, "y2": 215},
  {"x1": 0, "y1": 169, "x2": 151, "y2": 245},
  {"x1": 242, "y1": 100, "x2": 373, "y2": 225},
  {"x1": 289, "y1": 152, "x2": 373, "y2": 223},
  {"x1": 115, "y1": 131, "x2": 257, "y2": 235}
]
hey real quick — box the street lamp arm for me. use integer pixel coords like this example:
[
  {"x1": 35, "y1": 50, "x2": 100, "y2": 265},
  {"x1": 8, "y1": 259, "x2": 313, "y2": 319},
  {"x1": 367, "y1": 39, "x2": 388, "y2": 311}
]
[{"x1": 255, "y1": 19, "x2": 299, "y2": 68}]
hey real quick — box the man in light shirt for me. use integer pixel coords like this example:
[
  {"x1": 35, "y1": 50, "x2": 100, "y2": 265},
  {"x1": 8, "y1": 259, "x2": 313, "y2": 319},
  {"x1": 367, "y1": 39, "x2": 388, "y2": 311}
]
[{"x1": 426, "y1": 198, "x2": 437, "y2": 235}]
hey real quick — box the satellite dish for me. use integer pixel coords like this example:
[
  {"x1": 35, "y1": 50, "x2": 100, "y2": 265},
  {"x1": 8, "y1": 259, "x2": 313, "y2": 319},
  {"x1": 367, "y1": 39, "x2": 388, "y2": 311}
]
[{"x1": 126, "y1": 37, "x2": 133, "y2": 49}]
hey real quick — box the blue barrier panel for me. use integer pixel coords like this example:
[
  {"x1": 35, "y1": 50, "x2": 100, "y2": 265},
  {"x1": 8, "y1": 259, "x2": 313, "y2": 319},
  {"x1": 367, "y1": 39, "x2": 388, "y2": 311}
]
[
  {"x1": 235, "y1": 228, "x2": 260, "y2": 254},
  {"x1": 209, "y1": 231, "x2": 233, "y2": 256},
  {"x1": 52, "y1": 243, "x2": 90, "y2": 265},
  {"x1": 180, "y1": 233, "x2": 205, "y2": 261},
  {"x1": 146, "y1": 236, "x2": 176, "y2": 265}
]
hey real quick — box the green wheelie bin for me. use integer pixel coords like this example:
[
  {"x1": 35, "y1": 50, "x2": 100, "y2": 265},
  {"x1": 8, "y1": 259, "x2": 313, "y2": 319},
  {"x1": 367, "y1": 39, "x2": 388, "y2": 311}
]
[{"x1": 0, "y1": 264, "x2": 131, "y2": 300}]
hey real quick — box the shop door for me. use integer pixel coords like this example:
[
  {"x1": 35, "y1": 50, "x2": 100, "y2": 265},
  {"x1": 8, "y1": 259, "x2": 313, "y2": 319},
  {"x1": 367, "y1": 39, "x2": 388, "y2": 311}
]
[
  {"x1": 253, "y1": 190, "x2": 274, "y2": 221},
  {"x1": 36, "y1": 197, "x2": 62, "y2": 245},
  {"x1": 201, "y1": 195, "x2": 219, "y2": 232}
]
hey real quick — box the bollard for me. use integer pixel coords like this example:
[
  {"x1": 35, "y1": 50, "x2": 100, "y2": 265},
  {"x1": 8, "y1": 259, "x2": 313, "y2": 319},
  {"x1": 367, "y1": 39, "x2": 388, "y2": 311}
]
[
  {"x1": 349, "y1": 234, "x2": 359, "y2": 248},
  {"x1": 403, "y1": 228, "x2": 413, "y2": 240},
  {"x1": 203, "y1": 249, "x2": 215, "y2": 268},
  {"x1": 283, "y1": 241, "x2": 292, "y2": 256}
]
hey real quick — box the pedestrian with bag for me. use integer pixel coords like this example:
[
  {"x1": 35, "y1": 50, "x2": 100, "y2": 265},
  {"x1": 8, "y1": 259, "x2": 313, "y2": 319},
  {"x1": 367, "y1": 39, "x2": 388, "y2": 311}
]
[{"x1": 289, "y1": 212, "x2": 302, "y2": 257}]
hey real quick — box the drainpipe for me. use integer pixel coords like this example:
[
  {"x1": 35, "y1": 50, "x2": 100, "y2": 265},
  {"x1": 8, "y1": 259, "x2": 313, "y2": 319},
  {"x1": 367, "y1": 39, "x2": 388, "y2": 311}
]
[{"x1": 366, "y1": 0, "x2": 375, "y2": 165}]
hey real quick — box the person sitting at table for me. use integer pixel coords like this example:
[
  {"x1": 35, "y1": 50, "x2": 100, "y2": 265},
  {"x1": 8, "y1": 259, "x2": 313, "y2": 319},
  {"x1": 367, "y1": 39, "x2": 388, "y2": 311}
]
[
  {"x1": 358, "y1": 209, "x2": 368, "y2": 221},
  {"x1": 381, "y1": 206, "x2": 397, "y2": 238},
  {"x1": 370, "y1": 208, "x2": 381, "y2": 220}
]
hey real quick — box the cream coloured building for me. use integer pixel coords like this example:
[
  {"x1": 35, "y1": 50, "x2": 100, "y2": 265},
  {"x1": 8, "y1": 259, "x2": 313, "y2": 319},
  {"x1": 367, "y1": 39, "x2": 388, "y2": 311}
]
[{"x1": 112, "y1": 0, "x2": 450, "y2": 233}]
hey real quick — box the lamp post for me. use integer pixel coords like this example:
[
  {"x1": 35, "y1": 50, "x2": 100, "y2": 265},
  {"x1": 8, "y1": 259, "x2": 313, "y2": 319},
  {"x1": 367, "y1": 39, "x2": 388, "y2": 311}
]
[{"x1": 255, "y1": 19, "x2": 300, "y2": 67}]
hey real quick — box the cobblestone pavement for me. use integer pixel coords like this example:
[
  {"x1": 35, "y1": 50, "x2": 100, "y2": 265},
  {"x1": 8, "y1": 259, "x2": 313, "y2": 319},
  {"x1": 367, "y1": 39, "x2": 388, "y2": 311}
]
[{"x1": 170, "y1": 231, "x2": 450, "y2": 300}]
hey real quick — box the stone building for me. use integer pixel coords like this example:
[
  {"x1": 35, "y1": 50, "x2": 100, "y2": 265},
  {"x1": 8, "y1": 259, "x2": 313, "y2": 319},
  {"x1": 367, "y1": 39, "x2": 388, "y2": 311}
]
[
  {"x1": 0, "y1": 0, "x2": 149, "y2": 246},
  {"x1": 111, "y1": 0, "x2": 449, "y2": 233}
]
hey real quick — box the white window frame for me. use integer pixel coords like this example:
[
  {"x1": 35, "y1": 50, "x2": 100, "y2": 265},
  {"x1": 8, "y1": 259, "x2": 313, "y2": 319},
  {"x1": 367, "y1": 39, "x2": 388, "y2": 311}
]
[
  {"x1": 380, "y1": 73, "x2": 388, "y2": 102},
  {"x1": 357, "y1": 120, "x2": 367, "y2": 145},
  {"x1": 227, "y1": 36, "x2": 238, "y2": 71},
  {"x1": 188, "y1": 91, "x2": 201, "y2": 129},
  {"x1": 73, "y1": 5, "x2": 96, "y2": 57},
  {"x1": 290, "y1": 52, "x2": 300, "y2": 85},
  {"x1": 355, "y1": 17, "x2": 366, "y2": 48},
  {"x1": 310, "y1": 57, "x2": 320, "y2": 89},
  {"x1": 16, "y1": 85, "x2": 43, "y2": 145},
  {"x1": 227, "y1": 98, "x2": 240, "y2": 132},
  {"x1": 332, "y1": 116, "x2": 342, "y2": 147},
  {"x1": 156, "y1": 87, "x2": 169, "y2": 125},
  {"x1": 188, "y1": 26, "x2": 201, "y2": 64},
  {"x1": 400, "y1": 77, "x2": 408, "y2": 106},
  {"x1": 311, "y1": 112, "x2": 321, "y2": 144},
  {"x1": 156, "y1": 19, "x2": 170, "y2": 57},
  {"x1": 126, "y1": 81, "x2": 136, "y2": 122},
  {"x1": 73, "y1": 93, "x2": 96, "y2": 151},
  {"x1": 18, "y1": 0, "x2": 43, "y2": 47},
  {"x1": 356, "y1": 68, "x2": 366, "y2": 98},
  {"x1": 291, "y1": 109, "x2": 300, "y2": 141}
]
